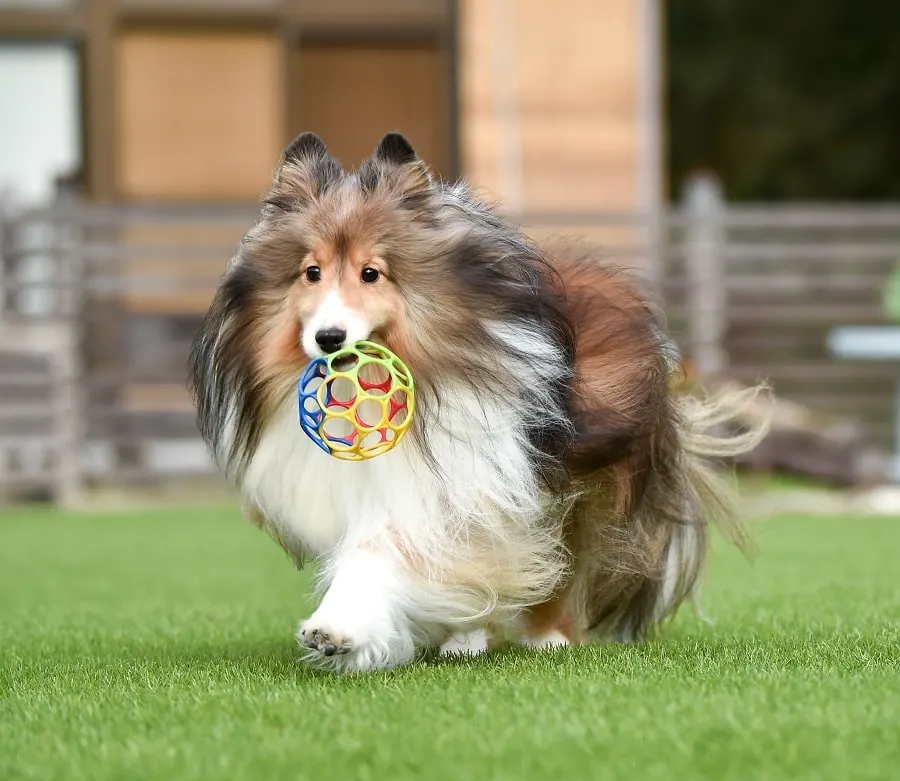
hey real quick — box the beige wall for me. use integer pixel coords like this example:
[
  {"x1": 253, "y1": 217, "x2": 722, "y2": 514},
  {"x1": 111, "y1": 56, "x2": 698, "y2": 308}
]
[
  {"x1": 292, "y1": 42, "x2": 447, "y2": 173},
  {"x1": 115, "y1": 31, "x2": 284, "y2": 202},
  {"x1": 459, "y1": 0, "x2": 644, "y2": 213}
]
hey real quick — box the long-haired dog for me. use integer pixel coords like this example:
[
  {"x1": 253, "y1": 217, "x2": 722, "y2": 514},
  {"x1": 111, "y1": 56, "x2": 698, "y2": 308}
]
[{"x1": 189, "y1": 132, "x2": 768, "y2": 672}]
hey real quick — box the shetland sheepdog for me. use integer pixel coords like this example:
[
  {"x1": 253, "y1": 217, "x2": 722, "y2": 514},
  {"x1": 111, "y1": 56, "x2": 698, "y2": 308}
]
[{"x1": 189, "y1": 132, "x2": 768, "y2": 672}]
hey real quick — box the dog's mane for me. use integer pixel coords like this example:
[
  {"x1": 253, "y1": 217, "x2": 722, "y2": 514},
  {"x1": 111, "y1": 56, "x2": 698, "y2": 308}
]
[{"x1": 191, "y1": 137, "x2": 589, "y2": 490}]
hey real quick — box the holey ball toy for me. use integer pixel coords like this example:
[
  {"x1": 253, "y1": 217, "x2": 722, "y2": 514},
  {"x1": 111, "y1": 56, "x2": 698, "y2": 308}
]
[{"x1": 298, "y1": 341, "x2": 415, "y2": 460}]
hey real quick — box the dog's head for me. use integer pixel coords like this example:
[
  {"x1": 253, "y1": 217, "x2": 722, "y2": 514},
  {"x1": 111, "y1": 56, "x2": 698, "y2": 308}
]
[{"x1": 239, "y1": 132, "x2": 445, "y2": 368}]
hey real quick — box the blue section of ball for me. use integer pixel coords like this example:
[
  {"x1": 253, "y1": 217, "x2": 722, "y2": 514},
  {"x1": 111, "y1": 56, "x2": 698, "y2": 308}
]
[{"x1": 298, "y1": 357, "x2": 331, "y2": 454}]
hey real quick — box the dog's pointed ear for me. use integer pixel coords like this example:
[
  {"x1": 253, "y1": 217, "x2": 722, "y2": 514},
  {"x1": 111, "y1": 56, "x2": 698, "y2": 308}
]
[
  {"x1": 361, "y1": 132, "x2": 433, "y2": 200},
  {"x1": 282, "y1": 132, "x2": 329, "y2": 165},
  {"x1": 268, "y1": 132, "x2": 341, "y2": 210},
  {"x1": 374, "y1": 133, "x2": 418, "y2": 166}
]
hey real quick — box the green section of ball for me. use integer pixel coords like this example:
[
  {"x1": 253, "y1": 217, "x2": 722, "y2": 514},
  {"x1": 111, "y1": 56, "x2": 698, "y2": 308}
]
[{"x1": 325, "y1": 340, "x2": 415, "y2": 394}]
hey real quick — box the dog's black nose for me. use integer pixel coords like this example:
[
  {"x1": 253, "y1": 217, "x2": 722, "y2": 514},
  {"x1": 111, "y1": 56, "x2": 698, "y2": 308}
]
[{"x1": 315, "y1": 328, "x2": 347, "y2": 353}]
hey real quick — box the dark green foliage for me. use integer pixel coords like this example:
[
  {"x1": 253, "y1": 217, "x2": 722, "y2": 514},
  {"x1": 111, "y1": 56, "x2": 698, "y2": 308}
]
[{"x1": 668, "y1": 0, "x2": 900, "y2": 200}]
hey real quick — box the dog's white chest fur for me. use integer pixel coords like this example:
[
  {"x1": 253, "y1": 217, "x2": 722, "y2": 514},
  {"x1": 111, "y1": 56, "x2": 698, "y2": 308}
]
[
  {"x1": 234, "y1": 377, "x2": 549, "y2": 563},
  {"x1": 239, "y1": 400, "x2": 413, "y2": 555}
]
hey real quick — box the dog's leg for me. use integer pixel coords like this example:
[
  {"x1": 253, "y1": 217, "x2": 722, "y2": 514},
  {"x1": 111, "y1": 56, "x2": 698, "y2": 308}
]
[
  {"x1": 297, "y1": 546, "x2": 419, "y2": 673},
  {"x1": 520, "y1": 629, "x2": 570, "y2": 649},
  {"x1": 439, "y1": 628, "x2": 490, "y2": 658},
  {"x1": 518, "y1": 590, "x2": 579, "y2": 650}
]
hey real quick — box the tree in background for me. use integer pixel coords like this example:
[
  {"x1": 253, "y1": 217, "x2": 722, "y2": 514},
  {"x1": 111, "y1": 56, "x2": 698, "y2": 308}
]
[{"x1": 667, "y1": 0, "x2": 900, "y2": 201}]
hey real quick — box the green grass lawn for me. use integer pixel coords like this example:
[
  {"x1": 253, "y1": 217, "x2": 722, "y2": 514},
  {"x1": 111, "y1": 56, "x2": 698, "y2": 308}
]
[{"x1": 1, "y1": 505, "x2": 898, "y2": 781}]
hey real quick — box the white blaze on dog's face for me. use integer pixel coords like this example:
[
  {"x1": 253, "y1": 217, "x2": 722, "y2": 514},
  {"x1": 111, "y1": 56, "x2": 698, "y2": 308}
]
[
  {"x1": 295, "y1": 240, "x2": 403, "y2": 360},
  {"x1": 301, "y1": 288, "x2": 370, "y2": 359}
]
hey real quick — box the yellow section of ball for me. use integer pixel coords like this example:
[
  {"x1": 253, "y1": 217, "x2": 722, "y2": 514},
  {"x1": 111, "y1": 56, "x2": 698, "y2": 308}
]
[{"x1": 312, "y1": 341, "x2": 415, "y2": 461}]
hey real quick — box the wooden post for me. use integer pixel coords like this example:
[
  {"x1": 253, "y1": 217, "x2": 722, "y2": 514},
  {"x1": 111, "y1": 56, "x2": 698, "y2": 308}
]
[
  {"x1": 0, "y1": 204, "x2": 6, "y2": 320},
  {"x1": 0, "y1": 194, "x2": 18, "y2": 319},
  {"x1": 636, "y1": 0, "x2": 664, "y2": 292},
  {"x1": 84, "y1": 0, "x2": 117, "y2": 201},
  {"x1": 53, "y1": 335, "x2": 83, "y2": 508},
  {"x1": 0, "y1": 208, "x2": 5, "y2": 493},
  {"x1": 490, "y1": 0, "x2": 524, "y2": 214},
  {"x1": 683, "y1": 172, "x2": 727, "y2": 378},
  {"x1": 53, "y1": 205, "x2": 85, "y2": 508}
]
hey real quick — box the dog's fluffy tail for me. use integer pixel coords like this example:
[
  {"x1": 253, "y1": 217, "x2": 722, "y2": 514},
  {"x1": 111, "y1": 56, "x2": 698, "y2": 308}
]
[
  {"x1": 646, "y1": 382, "x2": 772, "y2": 627},
  {"x1": 583, "y1": 381, "x2": 773, "y2": 643},
  {"x1": 677, "y1": 382, "x2": 773, "y2": 545},
  {"x1": 607, "y1": 382, "x2": 772, "y2": 641}
]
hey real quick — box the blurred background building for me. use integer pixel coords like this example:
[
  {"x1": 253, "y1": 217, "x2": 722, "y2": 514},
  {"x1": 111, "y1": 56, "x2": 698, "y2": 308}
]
[
  {"x1": 1, "y1": 0, "x2": 898, "y2": 503},
  {"x1": 0, "y1": 0, "x2": 660, "y2": 210}
]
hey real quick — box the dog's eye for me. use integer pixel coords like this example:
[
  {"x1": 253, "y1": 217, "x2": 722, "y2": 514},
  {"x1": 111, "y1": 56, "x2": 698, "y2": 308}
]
[
  {"x1": 361, "y1": 267, "x2": 380, "y2": 284},
  {"x1": 305, "y1": 266, "x2": 321, "y2": 283}
]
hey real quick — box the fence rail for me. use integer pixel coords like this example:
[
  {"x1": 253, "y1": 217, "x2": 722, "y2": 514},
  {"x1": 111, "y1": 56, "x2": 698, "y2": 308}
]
[{"x1": 2, "y1": 196, "x2": 900, "y2": 503}]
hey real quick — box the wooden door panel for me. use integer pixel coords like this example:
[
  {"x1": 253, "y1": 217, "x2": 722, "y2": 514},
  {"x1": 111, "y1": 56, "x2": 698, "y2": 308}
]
[
  {"x1": 116, "y1": 31, "x2": 284, "y2": 201},
  {"x1": 293, "y1": 42, "x2": 446, "y2": 174}
]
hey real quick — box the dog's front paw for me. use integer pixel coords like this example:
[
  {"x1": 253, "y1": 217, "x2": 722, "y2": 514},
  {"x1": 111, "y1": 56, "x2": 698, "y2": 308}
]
[
  {"x1": 297, "y1": 610, "x2": 415, "y2": 673},
  {"x1": 298, "y1": 624, "x2": 352, "y2": 658}
]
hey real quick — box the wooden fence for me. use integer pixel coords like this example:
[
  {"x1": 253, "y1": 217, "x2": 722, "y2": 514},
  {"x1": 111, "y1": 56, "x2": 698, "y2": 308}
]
[{"x1": 1, "y1": 196, "x2": 899, "y2": 504}]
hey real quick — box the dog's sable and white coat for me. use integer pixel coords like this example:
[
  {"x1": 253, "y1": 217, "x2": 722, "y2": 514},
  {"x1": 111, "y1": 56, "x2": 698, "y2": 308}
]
[{"x1": 189, "y1": 132, "x2": 768, "y2": 672}]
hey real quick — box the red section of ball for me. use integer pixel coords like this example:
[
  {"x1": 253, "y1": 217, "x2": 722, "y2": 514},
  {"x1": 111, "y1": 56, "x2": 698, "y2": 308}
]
[
  {"x1": 358, "y1": 375, "x2": 392, "y2": 394},
  {"x1": 388, "y1": 393, "x2": 408, "y2": 423}
]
